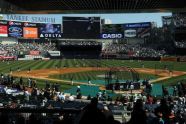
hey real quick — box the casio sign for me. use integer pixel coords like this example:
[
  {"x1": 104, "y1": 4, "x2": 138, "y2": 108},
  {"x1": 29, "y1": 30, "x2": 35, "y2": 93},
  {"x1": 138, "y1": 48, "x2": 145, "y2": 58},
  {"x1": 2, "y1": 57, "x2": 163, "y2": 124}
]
[
  {"x1": 124, "y1": 30, "x2": 136, "y2": 38},
  {"x1": 102, "y1": 34, "x2": 123, "y2": 39}
]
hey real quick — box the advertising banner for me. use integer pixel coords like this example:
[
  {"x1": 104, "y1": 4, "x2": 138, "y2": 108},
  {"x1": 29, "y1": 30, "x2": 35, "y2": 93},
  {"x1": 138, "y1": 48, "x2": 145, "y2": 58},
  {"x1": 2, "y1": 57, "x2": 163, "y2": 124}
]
[
  {"x1": 48, "y1": 51, "x2": 61, "y2": 56},
  {"x1": 0, "y1": 25, "x2": 8, "y2": 37},
  {"x1": 8, "y1": 21, "x2": 23, "y2": 38},
  {"x1": 0, "y1": 20, "x2": 8, "y2": 37},
  {"x1": 123, "y1": 22, "x2": 151, "y2": 38},
  {"x1": 0, "y1": 51, "x2": 8, "y2": 55},
  {"x1": 0, "y1": 56, "x2": 16, "y2": 60},
  {"x1": 101, "y1": 33, "x2": 123, "y2": 39},
  {"x1": 101, "y1": 24, "x2": 124, "y2": 39},
  {"x1": 23, "y1": 27, "x2": 38, "y2": 38},
  {"x1": 30, "y1": 50, "x2": 40, "y2": 55},
  {"x1": 179, "y1": 56, "x2": 186, "y2": 62},
  {"x1": 123, "y1": 22, "x2": 151, "y2": 28},
  {"x1": 160, "y1": 57, "x2": 178, "y2": 62},
  {"x1": 39, "y1": 23, "x2": 62, "y2": 38}
]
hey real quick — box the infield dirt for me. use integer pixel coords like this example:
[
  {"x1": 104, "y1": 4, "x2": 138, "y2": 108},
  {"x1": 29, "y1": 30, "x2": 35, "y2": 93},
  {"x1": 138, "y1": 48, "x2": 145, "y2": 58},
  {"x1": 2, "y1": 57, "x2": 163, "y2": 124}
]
[{"x1": 11, "y1": 67, "x2": 186, "y2": 86}]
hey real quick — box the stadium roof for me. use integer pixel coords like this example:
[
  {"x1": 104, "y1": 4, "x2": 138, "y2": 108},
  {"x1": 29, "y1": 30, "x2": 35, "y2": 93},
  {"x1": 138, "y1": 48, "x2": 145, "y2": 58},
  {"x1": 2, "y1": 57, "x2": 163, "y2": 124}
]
[{"x1": 1, "y1": 0, "x2": 186, "y2": 14}]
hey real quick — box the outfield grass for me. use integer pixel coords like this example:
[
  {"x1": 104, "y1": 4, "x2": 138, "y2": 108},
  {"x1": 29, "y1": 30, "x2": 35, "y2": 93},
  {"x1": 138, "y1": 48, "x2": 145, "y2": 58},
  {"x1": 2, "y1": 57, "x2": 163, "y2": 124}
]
[{"x1": 1, "y1": 59, "x2": 186, "y2": 73}]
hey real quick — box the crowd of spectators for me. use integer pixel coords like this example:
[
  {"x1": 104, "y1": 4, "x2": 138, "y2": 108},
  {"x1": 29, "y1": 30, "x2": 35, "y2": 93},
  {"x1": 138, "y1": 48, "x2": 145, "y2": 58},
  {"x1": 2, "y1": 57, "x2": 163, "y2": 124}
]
[
  {"x1": 0, "y1": 72, "x2": 186, "y2": 124},
  {"x1": 0, "y1": 41, "x2": 57, "y2": 57},
  {"x1": 175, "y1": 41, "x2": 186, "y2": 48},
  {"x1": 173, "y1": 14, "x2": 186, "y2": 28},
  {"x1": 102, "y1": 43, "x2": 166, "y2": 58},
  {"x1": 0, "y1": 40, "x2": 173, "y2": 59},
  {"x1": 60, "y1": 41, "x2": 102, "y2": 46}
]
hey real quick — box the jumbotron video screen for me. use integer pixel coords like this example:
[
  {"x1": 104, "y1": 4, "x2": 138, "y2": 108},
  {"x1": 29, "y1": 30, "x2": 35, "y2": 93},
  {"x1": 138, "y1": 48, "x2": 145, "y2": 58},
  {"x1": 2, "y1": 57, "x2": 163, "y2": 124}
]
[{"x1": 63, "y1": 17, "x2": 100, "y2": 39}]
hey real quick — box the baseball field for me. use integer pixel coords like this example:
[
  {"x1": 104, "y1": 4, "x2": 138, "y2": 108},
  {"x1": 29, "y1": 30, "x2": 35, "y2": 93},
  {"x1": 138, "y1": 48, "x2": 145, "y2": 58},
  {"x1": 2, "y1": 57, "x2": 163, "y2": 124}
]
[{"x1": 1, "y1": 59, "x2": 186, "y2": 91}]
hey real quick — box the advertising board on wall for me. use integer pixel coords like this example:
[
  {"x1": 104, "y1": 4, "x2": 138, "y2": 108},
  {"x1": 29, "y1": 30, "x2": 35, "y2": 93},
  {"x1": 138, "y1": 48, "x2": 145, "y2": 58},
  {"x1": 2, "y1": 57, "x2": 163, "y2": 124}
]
[
  {"x1": 123, "y1": 22, "x2": 151, "y2": 38},
  {"x1": 8, "y1": 21, "x2": 23, "y2": 38},
  {"x1": 101, "y1": 24, "x2": 124, "y2": 39},
  {"x1": 23, "y1": 22, "x2": 38, "y2": 39},
  {"x1": 39, "y1": 23, "x2": 62, "y2": 38},
  {"x1": 48, "y1": 51, "x2": 61, "y2": 56},
  {"x1": 23, "y1": 27, "x2": 38, "y2": 39},
  {"x1": 30, "y1": 50, "x2": 40, "y2": 55},
  {"x1": 0, "y1": 20, "x2": 8, "y2": 37}
]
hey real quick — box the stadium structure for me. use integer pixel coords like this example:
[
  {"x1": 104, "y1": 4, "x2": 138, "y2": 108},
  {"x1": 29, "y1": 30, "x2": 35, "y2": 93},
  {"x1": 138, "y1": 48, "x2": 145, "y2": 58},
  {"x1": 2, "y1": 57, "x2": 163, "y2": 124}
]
[{"x1": 0, "y1": 0, "x2": 186, "y2": 124}]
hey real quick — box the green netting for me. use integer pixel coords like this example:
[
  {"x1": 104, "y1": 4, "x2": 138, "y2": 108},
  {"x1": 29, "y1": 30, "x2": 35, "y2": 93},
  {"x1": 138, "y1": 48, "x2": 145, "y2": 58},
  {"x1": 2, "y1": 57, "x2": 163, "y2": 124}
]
[{"x1": 151, "y1": 84, "x2": 163, "y2": 97}]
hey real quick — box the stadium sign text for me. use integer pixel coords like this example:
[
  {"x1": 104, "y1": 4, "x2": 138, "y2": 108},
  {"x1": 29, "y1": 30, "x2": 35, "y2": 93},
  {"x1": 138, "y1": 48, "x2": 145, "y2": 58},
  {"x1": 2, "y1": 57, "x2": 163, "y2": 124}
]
[
  {"x1": 24, "y1": 22, "x2": 37, "y2": 27},
  {"x1": 9, "y1": 21, "x2": 22, "y2": 26},
  {"x1": 5, "y1": 14, "x2": 56, "y2": 23},
  {"x1": 40, "y1": 33, "x2": 62, "y2": 38},
  {"x1": 101, "y1": 34, "x2": 123, "y2": 39},
  {"x1": 124, "y1": 22, "x2": 151, "y2": 28}
]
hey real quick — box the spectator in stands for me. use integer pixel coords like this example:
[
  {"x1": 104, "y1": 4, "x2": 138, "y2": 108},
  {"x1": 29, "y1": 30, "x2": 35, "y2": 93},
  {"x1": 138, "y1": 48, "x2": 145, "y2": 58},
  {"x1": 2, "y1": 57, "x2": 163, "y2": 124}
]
[
  {"x1": 87, "y1": 94, "x2": 91, "y2": 100},
  {"x1": 152, "y1": 108, "x2": 165, "y2": 124},
  {"x1": 77, "y1": 85, "x2": 81, "y2": 93},
  {"x1": 19, "y1": 77, "x2": 23, "y2": 85},
  {"x1": 155, "y1": 98, "x2": 171, "y2": 124},
  {"x1": 77, "y1": 92, "x2": 82, "y2": 99},
  {"x1": 79, "y1": 97, "x2": 107, "y2": 124},
  {"x1": 45, "y1": 81, "x2": 50, "y2": 89},
  {"x1": 127, "y1": 99, "x2": 147, "y2": 124},
  {"x1": 58, "y1": 92, "x2": 65, "y2": 101},
  {"x1": 68, "y1": 94, "x2": 75, "y2": 101},
  {"x1": 28, "y1": 78, "x2": 31, "y2": 88},
  {"x1": 88, "y1": 78, "x2": 92, "y2": 85}
]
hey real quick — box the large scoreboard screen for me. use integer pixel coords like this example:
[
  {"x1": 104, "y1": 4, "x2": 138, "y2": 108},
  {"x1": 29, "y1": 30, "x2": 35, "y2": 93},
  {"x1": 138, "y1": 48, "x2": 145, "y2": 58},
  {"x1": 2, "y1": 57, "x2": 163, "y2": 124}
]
[{"x1": 63, "y1": 17, "x2": 100, "y2": 39}]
